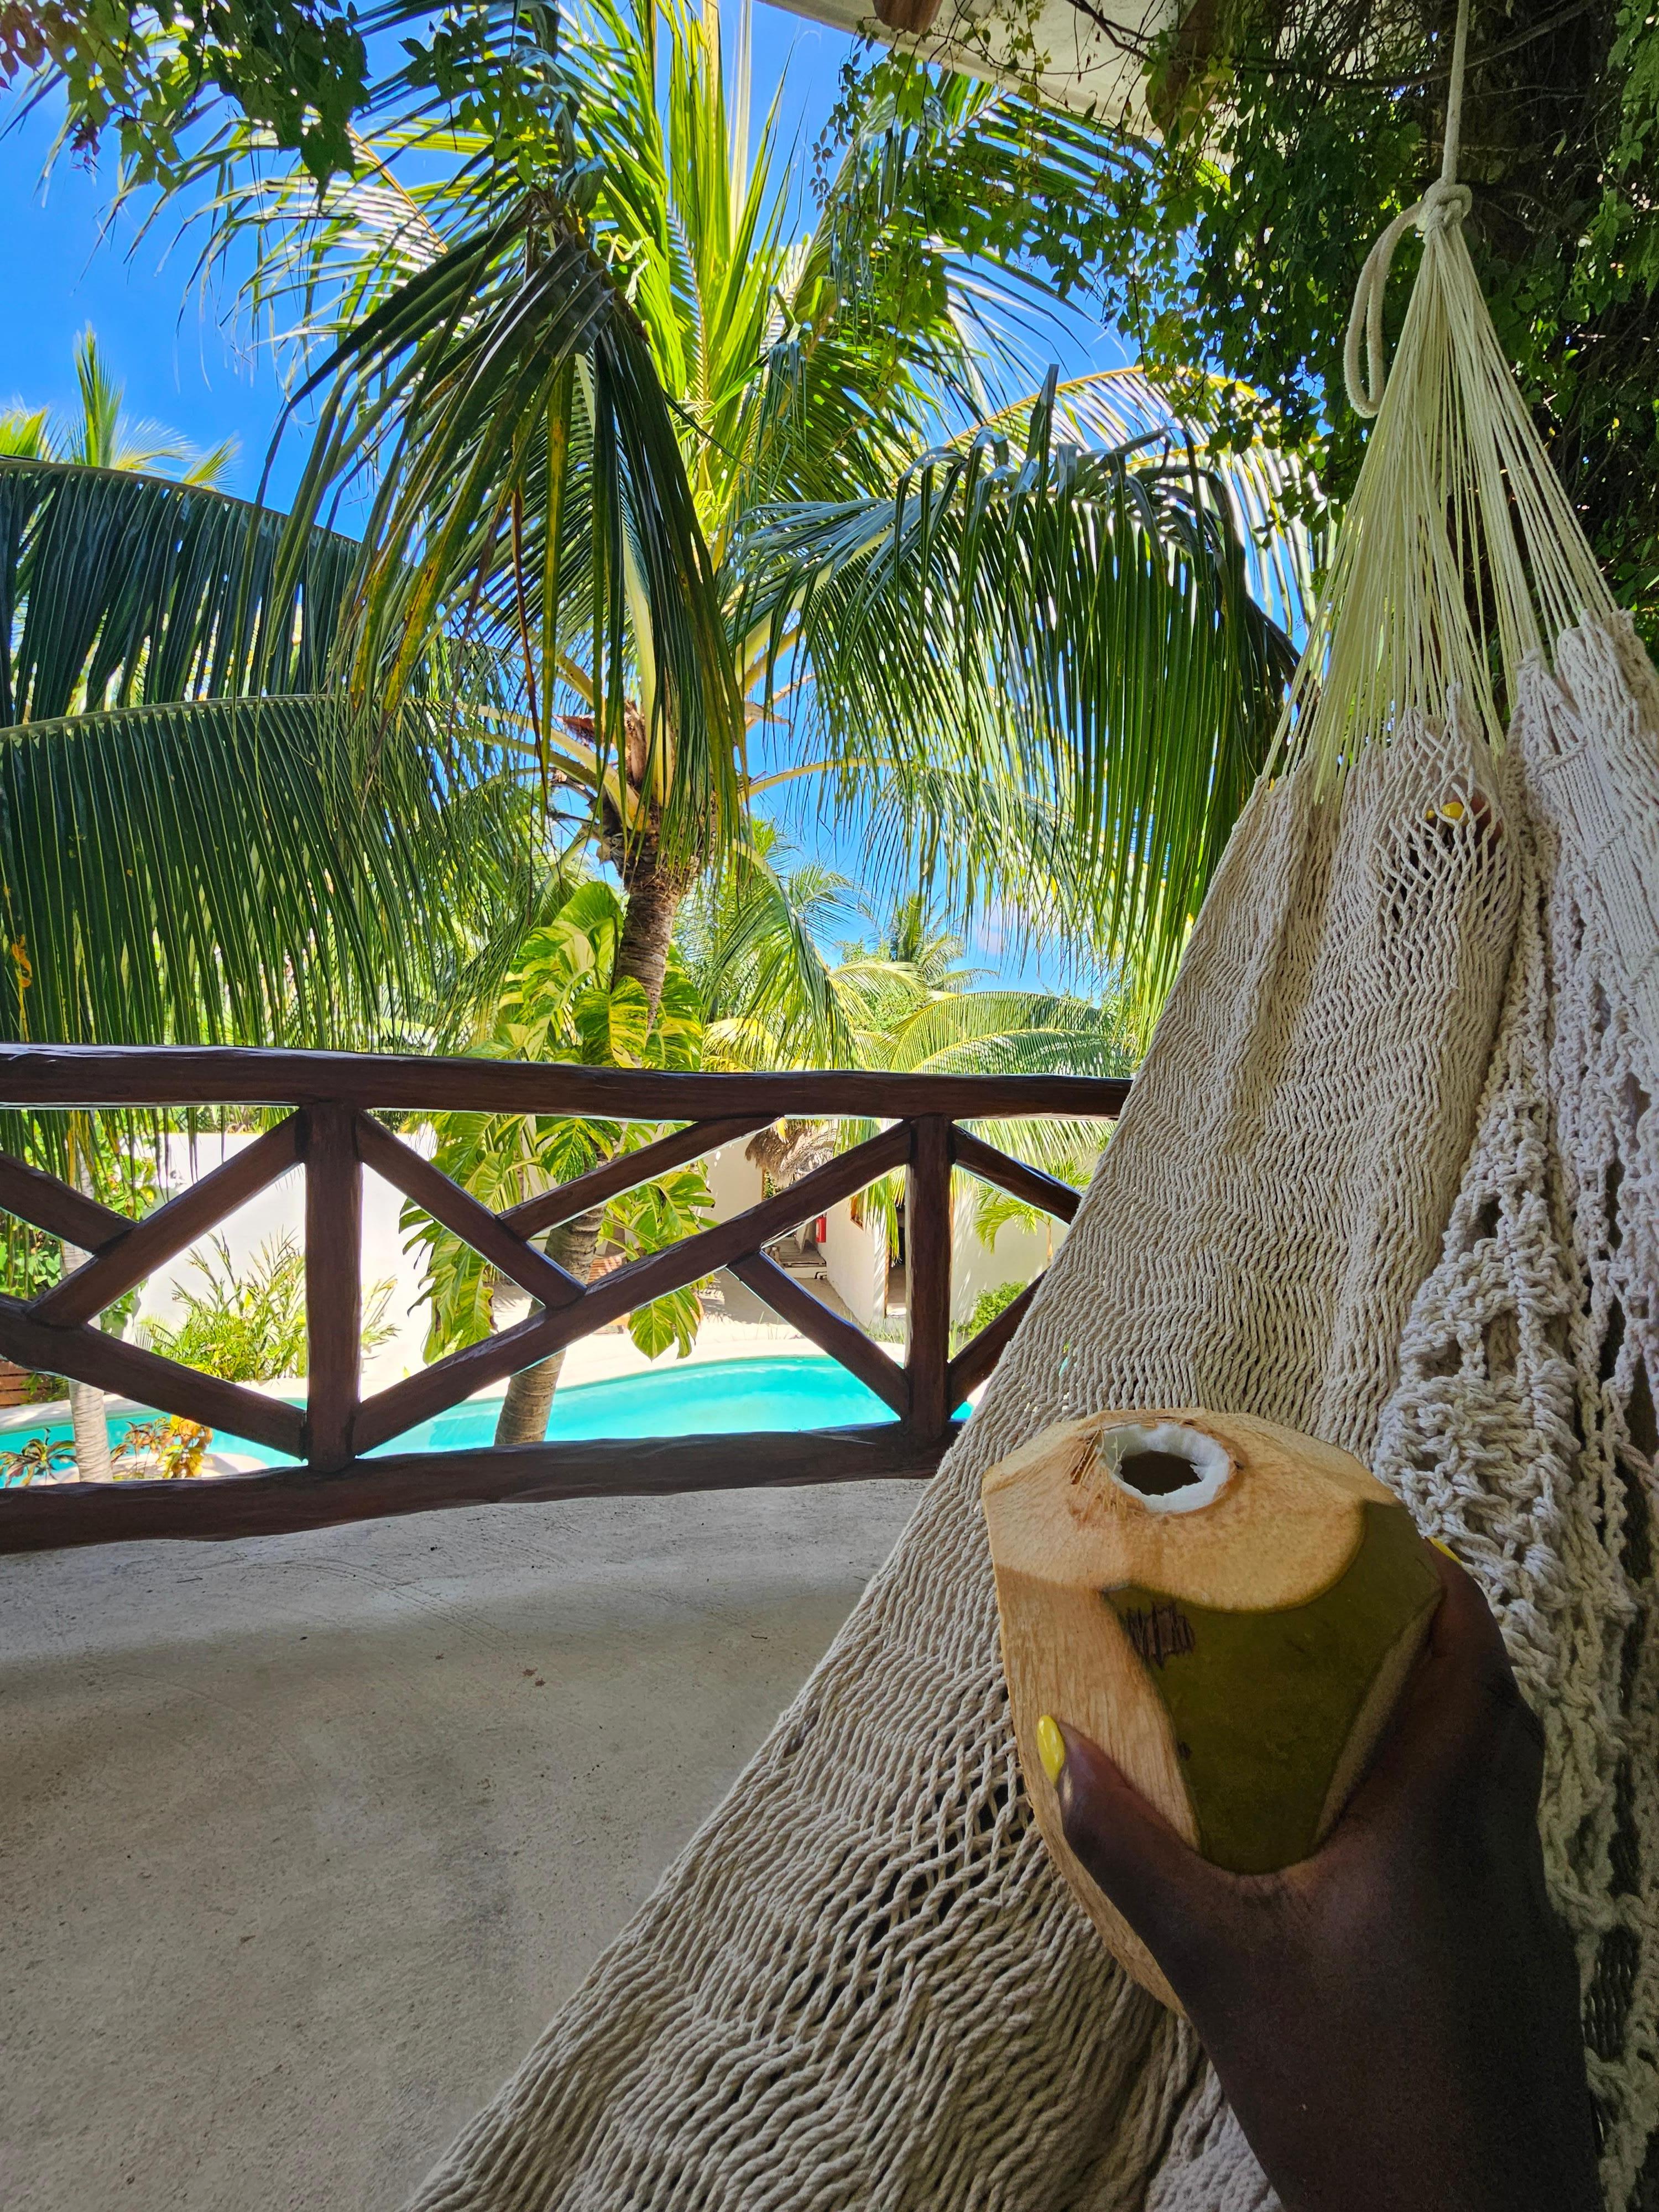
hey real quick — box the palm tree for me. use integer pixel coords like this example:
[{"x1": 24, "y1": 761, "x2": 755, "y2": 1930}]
[
  {"x1": 1, "y1": 327, "x2": 237, "y2": 484},
  {"x1": 194, "y1": 0, "x2": 1301, "y2": 1014},
  {"x1": 140, "y1": 0, "x2": 1298, "y2": 1441},
  {"x1": 8, "y1": 0, "x2": 1307, "y2": 1448},
  {"x1": 409, "y1": 874, "x2": 718, "y2": 1442},
  {"x1": 0, "y1": 449, "x2": 540, "y2": 1474}
]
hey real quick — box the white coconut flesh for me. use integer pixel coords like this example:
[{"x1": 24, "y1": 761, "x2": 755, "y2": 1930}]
[{"x1": 1095, "y1": 1421, "x2": 1234, "y2": 1514}]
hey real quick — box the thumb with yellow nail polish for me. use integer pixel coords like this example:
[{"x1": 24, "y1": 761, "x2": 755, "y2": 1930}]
[{"x1": 1036, "y1": 1712, "x2": 1067, "y2": 1785}]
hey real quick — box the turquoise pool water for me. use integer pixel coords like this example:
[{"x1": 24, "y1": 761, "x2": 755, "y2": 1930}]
[{"x1": 0, "y1": 1354, "x2": 909, "y2": 1477}]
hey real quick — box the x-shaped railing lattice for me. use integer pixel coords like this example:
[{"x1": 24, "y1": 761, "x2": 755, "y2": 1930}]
[{"x1": 0, "y1": 1049, "x2": 1128, "y2": 1550}]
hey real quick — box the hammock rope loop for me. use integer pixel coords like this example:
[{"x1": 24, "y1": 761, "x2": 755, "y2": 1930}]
[{"x1": 1344, "y1": 0, "x2": 1473, "y2": 418}]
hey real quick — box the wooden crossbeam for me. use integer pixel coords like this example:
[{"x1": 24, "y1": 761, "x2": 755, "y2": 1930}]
[
  {"x1": 728, "y1": 1252, "x2": 910, "y2": 1421},
  {"x1": 0, "y1": 1420, "x2": 962, "y2": 1552},
  {"x1": 502, "y1": 1115, "x2": 773, "y2": 1240},
  {"x1": 302, "y1": 1104, "x2": 361, "y2": 1472},
  {"x1": 906, "y1": 1117, "x2": 953, "y2": 1441},
  {"x1": 0, "y1": 1152, "x2": 129, "y2": 1251},
  {"x1": 947, "y1": 1275, "x2": 1042, "y2": 1407},
  {"x1": 32, "y1": 1117, "x2": 302, "y2": 1328},
  {"x1": 355, "y1": 1114, "x2": 583, "y2": 1308},
  {"x1": 0, "y1": 1044, "x2": 1131, "y2": 1124},
  {"x1": 0, "y1": 1293, "x2": 305, "y2": 1454},
  {"x1": 950, "y1": 1128, "x2": 1083, "y2": 1222},
  {"x1": 356, "y1": 1121, "x2": 912, "y2": 1451}
]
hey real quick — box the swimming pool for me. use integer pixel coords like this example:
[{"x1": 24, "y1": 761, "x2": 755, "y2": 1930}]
[{"x1": 0, "y1": 1354, "x2": 917, "y2": 1477}]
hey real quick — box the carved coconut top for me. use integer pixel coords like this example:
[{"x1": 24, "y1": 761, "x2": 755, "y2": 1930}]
[{"x1": 980, "y1": 1406, "x2": 1398, "y2": 1611}]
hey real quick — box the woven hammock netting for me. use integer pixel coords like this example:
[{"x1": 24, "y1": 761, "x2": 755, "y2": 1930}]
[{"x1": 406, "y1": 61, "x2": 1659, "y2": 2212}]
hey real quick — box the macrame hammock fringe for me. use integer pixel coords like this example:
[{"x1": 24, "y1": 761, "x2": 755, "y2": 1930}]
[{"x1": 409, "y1": 10, "x2": 1659, "y2": 2202}]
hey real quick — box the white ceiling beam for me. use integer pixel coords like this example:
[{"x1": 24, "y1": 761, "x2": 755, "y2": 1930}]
[{"x1": 763, "y1": 0, "x2": 1175, "y2": 126}]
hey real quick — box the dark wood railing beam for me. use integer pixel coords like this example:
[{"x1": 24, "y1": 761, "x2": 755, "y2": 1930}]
[
  {"x1": 502, "y1": 1114, "x2": 773, "y2": 1240},
  {"x1": 301, "y1": 1104, "x2": 361, "y2": 1472},
  {"x1": 905, "y1": 1117, "x2": 953, "y2": 1443},
  {"x1": 0, "y1": 1421, "x2": 963, "y2": 1552},
  {"x1": 0, "y1": 1044, "x2": 1131, "y2": 1123},
  {"x1": 355, "y1": 1115, "x2": 583, "y2": 1310},
  {"x1": 950, "y1": 1128, "x2": 1083, "y2": 1223},
  {"x1": 728, "y1": 1252, "x2": 910, "y2": 1421},
  {"x1": 0, "y1": 1152, "x2": 129, "y2": 1251},
  {"x1": 356, "y1": 1121, "x2": 912, "y2": 1451},
  {"x1": 0, "y1": 1293, "x2": 305, "y2": 1454},
  {"x1": 0, "y1": 1048, "x2": 1129, "y2": 1554},
  {"x1": 948, "y1": 1276, "x2": 1042, "y2": 1406}
]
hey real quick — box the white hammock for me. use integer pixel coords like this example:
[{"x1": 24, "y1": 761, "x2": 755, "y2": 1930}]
[{"x1": 406, "y1": 14, "x2": 1659, "y2": 2203}]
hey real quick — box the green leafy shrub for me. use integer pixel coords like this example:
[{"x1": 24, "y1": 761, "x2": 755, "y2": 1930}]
[
  {"x1": 145, "y1": 1233, "x2": 396, "y2": 1382},
  {"x1": 953, "y1": 1277, "x2": 1030, "y2": 1354}
]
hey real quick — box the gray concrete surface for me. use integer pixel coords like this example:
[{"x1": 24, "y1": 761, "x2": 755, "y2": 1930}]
[{"x1": 0, "y1": 1481, "x2": 924, "y2": 2212}]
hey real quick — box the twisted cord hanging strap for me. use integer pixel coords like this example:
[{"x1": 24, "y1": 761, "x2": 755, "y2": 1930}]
[{"x1": 1344, "y1": 0, "x2": 1472, "y2": 416}]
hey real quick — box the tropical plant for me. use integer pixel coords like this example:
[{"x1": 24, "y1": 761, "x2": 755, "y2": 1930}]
[
  {"x1": 171, "y1": 0, "x2": 1302, "y2": 1011},
  {"x1": 0, "y1": 448, "x2": 545, "y2": 1050},
  {"x1": 1, "y1": 328, "x2": 235, "y2": 483},
  {"x1": 144, "y1": 1231, "x2": 397, "y2": 1381},
  {"x1": 685, "y1": 851, "x2": 1129, "y2": 1238},
  {"x1": 408, "y1": 876, "x2": 715, "y2": 1443},
  {"x1": 111, "y1": 1412, "x2": 215, "y2": 1478},
  {"x1": 826, "y1": 13, "x2": 1659, "y2": 637},
  {"x1": 0, "y1": 1432, "x2": 80, "y2": 1485},
  {"x1": 954, "y1": 1276, "x2": 1029, "y2": 1354}
]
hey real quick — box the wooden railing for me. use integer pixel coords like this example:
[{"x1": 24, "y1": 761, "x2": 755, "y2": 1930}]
[{"x1": 0, "y1": 1048, "x2": 1128, "y2": 1552}]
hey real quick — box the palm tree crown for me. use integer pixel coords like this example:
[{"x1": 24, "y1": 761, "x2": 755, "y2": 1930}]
[
  {"x1": 1, "y1": 329, "x2": 236, "y2": 484},
  {"x1": 194, "y1": 0, "x2": 1303, "y2": 1000}
]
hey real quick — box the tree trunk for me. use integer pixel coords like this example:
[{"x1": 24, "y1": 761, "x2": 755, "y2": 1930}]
[
  {"x1": 491, "y1": 843, "x2": 695, "y2": 1446},
  {"x1": 493, "y1": 1210, "x2": 604, "y2": 1445},
  {"x1": 62, "y1": 1238, "x2": 113, "y2": 1483},
  {"x1": 615, "y1": 838, "x2": 695, "y2": 1019}
]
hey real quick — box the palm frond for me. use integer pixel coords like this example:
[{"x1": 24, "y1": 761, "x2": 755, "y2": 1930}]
[
  {"x1": 741, "y1": 378, "x2": 1298, "y2": 997},
  {"x1": 273, "y1": 193, "x2": 742, "y2": 860},
  {"x1": 0, "y1": 693, "x2": 520, "y2": 1046},
  {"x1": 0, "y1": 457, "x2": 356, "y2": 724}
]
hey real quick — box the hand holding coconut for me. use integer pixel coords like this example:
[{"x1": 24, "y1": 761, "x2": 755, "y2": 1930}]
[{"x1": 982, "y1": 1411, "x2": 1599, "y2": 2212}]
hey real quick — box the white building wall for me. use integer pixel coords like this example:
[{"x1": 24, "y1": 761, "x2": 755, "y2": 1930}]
[
  {"x1": 131, "y1": 1129, "x2": 437, "y2": 1389},
  {"x1": 701, "y1": 1140, "x2": 764, "y2": 1224},
  {"x1": 823, "y1": 1198, "x2": 886, "y2": 1330},
  {"x1": 951, "y1": 1204, "x2": 1067, "y2": 1326}
]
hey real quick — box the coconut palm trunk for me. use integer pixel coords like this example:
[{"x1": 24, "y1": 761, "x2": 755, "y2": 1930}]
[
  {"x1": 492, "y1": 1209, "x2": 606, "y2": 1444},
  {"x1": 492, "y1": 847, "x2": 693, "y2": 1445},
  {"x1": 64, "y1": 1241, "x2": 113, "y2": 1484}
]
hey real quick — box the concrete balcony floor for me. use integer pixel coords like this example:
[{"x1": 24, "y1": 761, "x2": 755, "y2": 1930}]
[{"x1": 1, "y1": 1480, "x2": 924, "y2": 2211}]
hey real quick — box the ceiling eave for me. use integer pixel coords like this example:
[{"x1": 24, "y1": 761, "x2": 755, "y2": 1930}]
[{"x1": 764, "y1": 0, "x2": 1173, "y2": 127}]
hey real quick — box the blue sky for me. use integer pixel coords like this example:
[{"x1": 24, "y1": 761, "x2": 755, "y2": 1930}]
[
  {"x1": 0, "y1": 3, "x2": 858, "y2": 508},
  {"x1": 0, "y1": 3, "x2": 1120, "y2": 992}
]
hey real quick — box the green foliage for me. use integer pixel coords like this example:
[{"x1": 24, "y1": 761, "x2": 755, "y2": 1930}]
[
  {"x1": 408, "y1": 877, "x2": 713, "y2": 1362},
  {"x1": 1, "y1": 0, "x2": 369, "y2": 182},
  {"x1": 1, "y1": 329, "x2": 234, "y2": 483},
  {"x1": 128, "y1": 0, "x2": 1300, "y2": 985},
  {"x1": 966, "y1": 1276, "x2": 1027, "y2": 1335},
  {"x1": 144, "y1": 1230, "x2": 396, "y2": 1380},
  {"x1": 0, "y1": 451, "x2": 547, "y2": 1053},
  {"x1": 0, "y1": 455, "x2": 356, "y2": 723},
  {"x1": 0, "y1": 1117, "x2": 155, "y2": 1338},
  {"x1": 0, "y1": 1432, "x2": 77, "y2": 1484},
  {"x1": 111, "y1": 1411, "x2": 213, "y2": 1477},
  {"x1": 739, "y1": 377, "x2": 1295, "y2": 998},
  {"x1": 0, "y1": 691, "x2": 524, "y2": 1046},
  {"x1": 829, "y1": 11, "x2": 1659, "y2": 632}
]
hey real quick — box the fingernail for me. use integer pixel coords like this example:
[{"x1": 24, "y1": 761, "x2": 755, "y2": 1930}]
[{"x1": 1036, "y1": 1713, "x2": 1066, "y2": 1784}]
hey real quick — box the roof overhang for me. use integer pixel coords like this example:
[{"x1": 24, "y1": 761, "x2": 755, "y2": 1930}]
[{"x1": 764, "y1": 0, "x2": 1174, "y2": 126}]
